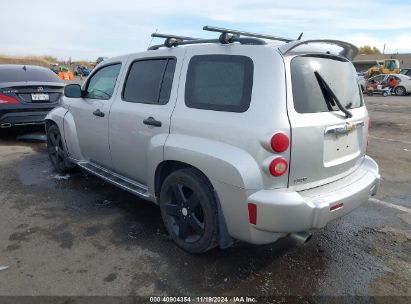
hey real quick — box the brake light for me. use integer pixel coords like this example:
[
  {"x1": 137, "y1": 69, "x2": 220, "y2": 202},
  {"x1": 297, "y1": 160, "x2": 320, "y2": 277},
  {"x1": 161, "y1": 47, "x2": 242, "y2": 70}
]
[
  {"x1": 0, "y1": 93, "x2": 18, "y2": 104},
  {"x1": 269, "y1": 158, "x2": 288, "y2": 176},
  {"x1": 330, "y1": 203, "x2": 344, "y2": 211},
  {"x1": 248, "y1": 203, "x2": 257, "y2": 225},
  {"x1": 367, "y1": 117, "x2": 371, "y2": 146},
  {"x1": 271, "y1": 133, "x2": 289, "y2": 152}
]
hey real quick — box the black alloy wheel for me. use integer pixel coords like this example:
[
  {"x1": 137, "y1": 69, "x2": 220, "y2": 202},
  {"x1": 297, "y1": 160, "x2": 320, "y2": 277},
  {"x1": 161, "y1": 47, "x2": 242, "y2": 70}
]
[
  {"x1": 47, "y1": 124, "x2": 75, "y2": 172},
  {"x1": 160, "y1": 168, "x2": 218, "y2": 253}
]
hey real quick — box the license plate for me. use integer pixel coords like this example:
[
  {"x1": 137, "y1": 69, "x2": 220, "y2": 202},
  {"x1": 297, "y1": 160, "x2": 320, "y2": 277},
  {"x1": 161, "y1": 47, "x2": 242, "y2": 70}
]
[{"x1": 31, "y1": 93, "x2": 49, "y2": 101}]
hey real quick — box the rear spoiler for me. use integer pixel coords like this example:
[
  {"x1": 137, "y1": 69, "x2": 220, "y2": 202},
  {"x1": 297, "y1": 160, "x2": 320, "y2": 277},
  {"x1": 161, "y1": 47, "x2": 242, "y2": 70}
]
[{"x1": 279, "y1": 39, "x2": 358, "y2": 61}]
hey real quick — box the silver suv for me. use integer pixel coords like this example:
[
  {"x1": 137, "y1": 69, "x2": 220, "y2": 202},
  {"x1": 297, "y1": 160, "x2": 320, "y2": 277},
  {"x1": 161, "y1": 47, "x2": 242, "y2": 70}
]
[{"x1": 46, "y1": 26, "x2": 380, "y2": 253}]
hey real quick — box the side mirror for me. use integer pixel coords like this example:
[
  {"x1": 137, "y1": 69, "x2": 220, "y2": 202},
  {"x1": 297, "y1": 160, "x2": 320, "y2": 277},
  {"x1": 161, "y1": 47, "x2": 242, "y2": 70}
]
[{"x1": 64, "y1": 84, "x2": 82, "y2": 98}]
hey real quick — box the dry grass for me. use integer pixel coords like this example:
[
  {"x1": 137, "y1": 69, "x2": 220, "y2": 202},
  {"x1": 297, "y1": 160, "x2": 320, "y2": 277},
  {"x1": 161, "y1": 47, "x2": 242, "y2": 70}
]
[
  {"x1": 0, "y1": 55, "x2": 55, "y2": 67},
  {"x1": 0, "y1": 55, "x2": 94, "y2": 70}
]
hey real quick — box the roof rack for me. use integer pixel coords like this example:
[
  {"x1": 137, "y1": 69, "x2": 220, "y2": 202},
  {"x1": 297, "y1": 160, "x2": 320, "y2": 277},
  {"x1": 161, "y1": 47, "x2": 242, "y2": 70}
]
[
  {"x1": 149, "y1": 33, "x2": 201, "y2": 50},
  {"x1": 147, "y1": 26, "x2": 357, "y2": 60},
  {"x1": 147, "y1": 26, "x2": 303, "y2": 50},
  {"x1": 203, "y1": 25, "x2": 297, "y2": 43}
]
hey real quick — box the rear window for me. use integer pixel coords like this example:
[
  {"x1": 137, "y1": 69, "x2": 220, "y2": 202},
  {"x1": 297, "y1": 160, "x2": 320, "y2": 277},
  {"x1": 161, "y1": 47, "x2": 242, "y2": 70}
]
[
  {"x1": 185, "y1": 55, "x2": 253, "y2": 112},
  {"x1": 0, "y1": 66, "x2": 62, "y2": 83},
  {"x1": 291, "y1": 56, "x2": 362, "y2": 114}
]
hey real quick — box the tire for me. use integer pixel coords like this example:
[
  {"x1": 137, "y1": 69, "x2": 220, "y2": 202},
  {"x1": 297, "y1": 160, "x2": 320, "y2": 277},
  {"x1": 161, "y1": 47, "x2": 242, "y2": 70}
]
[
  {"x1": 383, "y1": 91, "x2": 388, "y2": 97},
  {"x1": 159, "y1": 168, "x2": 218, "y2": 253},
  {"x1": 46, "y1": 124, "x2": 76, "y2": 173},
  {"x1": 394, "y1": 86, "x2": 406, "y2": 96}
]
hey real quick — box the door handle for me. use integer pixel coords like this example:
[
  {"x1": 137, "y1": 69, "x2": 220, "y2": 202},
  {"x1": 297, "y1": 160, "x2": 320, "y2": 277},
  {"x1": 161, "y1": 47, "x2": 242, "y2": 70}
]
[
  {"x1": 93, "y1": 109, "x2": 105, "y2": 117},
  {"x1": 143, "y1": 117, "x2": 162, "y2": 127}
]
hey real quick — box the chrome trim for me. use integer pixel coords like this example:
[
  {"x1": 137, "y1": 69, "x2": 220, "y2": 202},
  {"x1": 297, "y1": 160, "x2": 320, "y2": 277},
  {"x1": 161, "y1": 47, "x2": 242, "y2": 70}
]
[
  {"x1": 0, "y1": 123, "x2": 12, "y2": 128},
  {"x1": 13, "y1": 122, "x2": 45, "y2": 126},
  {"x1": 324, "y1": 121, "x2": 365, "y2": 136}
]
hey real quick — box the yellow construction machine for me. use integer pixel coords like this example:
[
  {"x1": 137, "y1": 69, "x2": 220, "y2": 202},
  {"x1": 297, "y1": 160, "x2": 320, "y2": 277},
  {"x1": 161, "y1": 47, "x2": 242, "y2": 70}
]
[{"x1": 367, "y1": 59, "x2": 400, "y2": 78}]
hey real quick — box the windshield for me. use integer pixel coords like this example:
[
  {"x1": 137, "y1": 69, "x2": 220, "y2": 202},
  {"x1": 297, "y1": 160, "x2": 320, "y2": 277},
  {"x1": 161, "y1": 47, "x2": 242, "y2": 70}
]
[
  {"x1": 291, "y1": 56, "x2": 362, "y2": 114},
  {"x1": 385, "y1": 60, "x2": 399, "y2": 69}
]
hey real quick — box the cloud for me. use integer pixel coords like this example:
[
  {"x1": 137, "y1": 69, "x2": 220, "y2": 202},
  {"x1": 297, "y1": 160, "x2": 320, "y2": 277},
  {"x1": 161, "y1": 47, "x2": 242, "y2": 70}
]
[
  {"x1": 345, "y1": 34, "x2": 411, "y2": 54},
  {"x1": 1, "y1": 0, "x2": 410, "y2": 60}
]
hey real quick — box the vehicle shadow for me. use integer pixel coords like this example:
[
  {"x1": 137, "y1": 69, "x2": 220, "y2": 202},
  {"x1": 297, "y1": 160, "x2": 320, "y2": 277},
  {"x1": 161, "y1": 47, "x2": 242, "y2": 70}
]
[{"x1": 0, "y1": 126, "x2": 47, "y2": 152}]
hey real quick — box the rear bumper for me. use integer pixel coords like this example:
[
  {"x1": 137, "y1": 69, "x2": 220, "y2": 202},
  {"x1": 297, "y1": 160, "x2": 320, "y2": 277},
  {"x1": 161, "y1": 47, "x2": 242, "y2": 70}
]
[
  {"x1": 0, "y1": 110, "x2": 52, "y2": 127},
  {"x1": 248, "y1": 156, "x2": 380, "y2": 235}
]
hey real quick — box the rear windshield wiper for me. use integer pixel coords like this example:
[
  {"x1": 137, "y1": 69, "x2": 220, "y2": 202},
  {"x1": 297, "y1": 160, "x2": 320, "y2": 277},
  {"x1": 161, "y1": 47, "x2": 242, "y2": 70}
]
[{"x1": 314, "y1": 71, "x2": 353, "y2": 118}]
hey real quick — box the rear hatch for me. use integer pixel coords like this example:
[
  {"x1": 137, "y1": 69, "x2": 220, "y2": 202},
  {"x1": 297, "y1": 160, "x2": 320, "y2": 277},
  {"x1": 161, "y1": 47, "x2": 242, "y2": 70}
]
[{"x1": 286, "y1": 54, "x2": 368, "y2": 191}]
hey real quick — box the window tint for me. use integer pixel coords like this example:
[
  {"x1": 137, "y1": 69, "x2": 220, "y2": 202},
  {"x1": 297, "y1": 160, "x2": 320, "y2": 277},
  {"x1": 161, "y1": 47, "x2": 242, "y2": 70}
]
[
  {"x1": 86, "y1": 64, "x2": 121, "y2": 100},
  {"x1": 185, "y1": 55, "x2": 253, "y2": 112},
  {"x1": 123, "y1": 58, "x2": 176, "y2": 104},
  {"x1": 0, "y1": 66, "x2": 62, "y2": 83},
  {"x1": 291, "y1": 56, "x2": 362, "y2": 114}
]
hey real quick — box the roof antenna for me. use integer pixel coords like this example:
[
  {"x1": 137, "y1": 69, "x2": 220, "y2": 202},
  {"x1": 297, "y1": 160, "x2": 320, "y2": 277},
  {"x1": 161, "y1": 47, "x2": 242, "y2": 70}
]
[
  {"x1": 148, "y1": 28, "x2": 158, "y2": 48},
  {"x1": 297, "y1": 32, "x2": 303, "y2": 40},
  {"x1": 22, "y1": 65, "x2": 27, "y2": 71}
]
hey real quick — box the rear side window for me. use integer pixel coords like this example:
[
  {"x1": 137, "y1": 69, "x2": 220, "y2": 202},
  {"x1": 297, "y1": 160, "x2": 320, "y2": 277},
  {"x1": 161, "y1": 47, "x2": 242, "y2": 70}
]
[
  {"x1": 123, "y1": 58, "x2": 176, "y2": 104},
  {"x1": 185, "y1": 55, "x2": 253, "y2": 112},
  {"x1": 291, "y1": 56, "x2": 362, "y2": 114}
]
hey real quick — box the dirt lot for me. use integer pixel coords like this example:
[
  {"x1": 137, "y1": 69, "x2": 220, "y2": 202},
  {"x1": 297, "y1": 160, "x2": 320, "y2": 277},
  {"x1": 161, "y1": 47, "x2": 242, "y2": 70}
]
[{"x1": 0, "y1": 95, "x2": 410, "y2": 302}]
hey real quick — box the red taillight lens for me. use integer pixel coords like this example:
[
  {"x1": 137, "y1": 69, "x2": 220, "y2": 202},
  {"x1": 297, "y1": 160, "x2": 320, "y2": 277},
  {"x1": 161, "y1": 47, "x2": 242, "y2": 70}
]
[
  {"x1": 269, "y1": 158, "x2": 288, "y2": 176},
  {"x1": 248, "y1": 203, "x2": 257, "y2": 225},
  {"x1": 271, "y1": 133, "x2": 289, "y2": 152},
  {"x1": 0, "y1": 93, "x2": 18, "y2": 104},
  {"x1": 367, "y1": 117, "x2": 371, "y2": 146},
  {"x1": 330, "y1": 203, "x2": 344, "y2": 211}
]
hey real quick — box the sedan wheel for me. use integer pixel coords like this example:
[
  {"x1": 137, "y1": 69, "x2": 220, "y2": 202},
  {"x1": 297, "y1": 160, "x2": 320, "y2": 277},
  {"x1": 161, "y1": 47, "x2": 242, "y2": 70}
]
[{"x1": 394, "y1": 86, "x2": 406, "y2": 96}]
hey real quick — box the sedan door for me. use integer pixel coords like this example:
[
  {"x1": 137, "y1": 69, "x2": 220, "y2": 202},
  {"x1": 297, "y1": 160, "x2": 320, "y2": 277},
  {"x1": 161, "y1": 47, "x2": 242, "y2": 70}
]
[{"x1": 68, "y1": 63, "x2": 122, "y2": 168}]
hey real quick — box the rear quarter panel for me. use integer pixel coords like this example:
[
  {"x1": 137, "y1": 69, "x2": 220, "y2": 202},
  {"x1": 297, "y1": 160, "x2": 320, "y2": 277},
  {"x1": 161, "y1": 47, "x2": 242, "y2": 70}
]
[{"x1": 166, "y1": 45, "x2": 291, "y2": 191}]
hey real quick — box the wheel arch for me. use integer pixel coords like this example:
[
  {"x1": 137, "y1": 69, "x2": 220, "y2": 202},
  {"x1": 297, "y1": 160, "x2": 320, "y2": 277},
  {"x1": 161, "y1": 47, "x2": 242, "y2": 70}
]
[
  {"x1": 155, "y1": 160, "x2": 199, "y2": 197},
  {"x1": 154, "y1": 159, "x2": 234, "y2": 249}
]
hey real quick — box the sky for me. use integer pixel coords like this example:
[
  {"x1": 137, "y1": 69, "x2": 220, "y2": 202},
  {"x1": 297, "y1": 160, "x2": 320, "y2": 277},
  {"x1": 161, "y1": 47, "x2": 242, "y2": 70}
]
[{"x1": 1, "y1": 0, "x2": 411, "y2": 61}]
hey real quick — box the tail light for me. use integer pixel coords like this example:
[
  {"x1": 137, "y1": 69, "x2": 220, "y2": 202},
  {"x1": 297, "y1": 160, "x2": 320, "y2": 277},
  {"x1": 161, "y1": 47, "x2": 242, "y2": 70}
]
[
  {"x1": 0, "y1": 93, "x2": 19, "y2": 104},
  {"x1": 248, "y1": 203, "x2": 257, "y2": 225},
  {"x1": 269, "y1": 157, "x2": 288, "y2": 176},
  {"x1": 271, "y1": 133, "x2": 289, "y2": 152},
  {"x1": 367, "y1": 117, "x2": 371, "y2": 146}
]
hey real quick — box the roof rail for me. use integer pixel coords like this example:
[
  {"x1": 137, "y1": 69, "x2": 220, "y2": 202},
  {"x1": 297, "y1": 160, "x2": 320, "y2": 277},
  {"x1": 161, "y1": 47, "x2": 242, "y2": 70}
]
[{"x1": 203, "y1": 25, "x2": 295, "y2": 43}]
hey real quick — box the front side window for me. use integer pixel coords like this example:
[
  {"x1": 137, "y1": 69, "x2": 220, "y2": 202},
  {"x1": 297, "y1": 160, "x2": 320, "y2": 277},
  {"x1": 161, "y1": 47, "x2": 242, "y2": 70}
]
[
  {"x1": 291, "y1": 56, "x2": 362, "y2": 114},
  {"x1": 123, "y1": 58, "x2": 176, "y2": 104},
  {"x1": 185, "y1": 55, "x2": 254, "y2": 112},
  {"x1": 85, "y1": 64, "x2": 121, "y2": 100}
]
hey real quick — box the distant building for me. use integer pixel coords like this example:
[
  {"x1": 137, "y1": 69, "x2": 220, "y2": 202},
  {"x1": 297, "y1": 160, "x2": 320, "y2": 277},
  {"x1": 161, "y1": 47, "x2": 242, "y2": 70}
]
[{"x1": 353, "y1": 53, "x2": 411, "y2": 72}]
